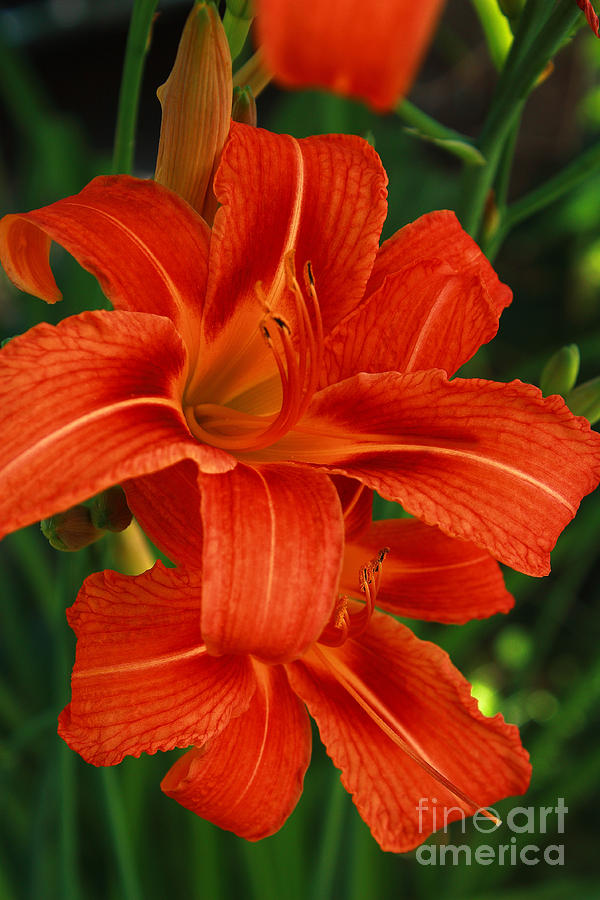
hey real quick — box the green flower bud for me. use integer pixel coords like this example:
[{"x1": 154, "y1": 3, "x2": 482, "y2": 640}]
[
  {"x1": 566, "y1": 376, "x2": 600, "y2": 425},
  {"x1": 540, "y1": 344, "x2": 580, "y2": 397},
  {"x1": 232, "y1": 85, "x2": 257, "y2": 127},
  {"x1": 41, "y1": 506, "x2": 104, "y2": 552},
  {"x1": 91, "y1": 486, "x2": 133, "y2": 533}
]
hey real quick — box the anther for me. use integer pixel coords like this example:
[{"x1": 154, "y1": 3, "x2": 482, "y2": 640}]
[{"x1": 319, "y1": 548, "x2": 390, "y2": 648}]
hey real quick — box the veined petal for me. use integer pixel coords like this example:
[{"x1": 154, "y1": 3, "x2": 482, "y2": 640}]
[
  {"x1": 155, "y1": 1, "x2": 232, "y2": 218},
  {"x1": 343, "y1": 518, "x2": 513, "y2": 623},
  {"x1": 200, "y1": 463, "x2": 344, "y2": 663},
  {"x1": 0, "y1": 310, "x2": 233, "y2": 540},
  {"x1": 288, "y1": 611, "x2": 531, "y2": 852},
  {"x1": 203, "y1": 122, "x2": 387, "y2": 342},
  {"x1": 124, "y1": 460, "x2": 204, "y2": 568},
  {"x1": 332, "y1": 475, "x2": 373, "y2": 541},
  {"x1": 59, "y1": 563, "x2": 256, "y2": 766},
  {"x1": 366, "y1": 210, "x2": 511, "y2": 316},
  {"x1": 161, "y1": 664, "x2": 311, "y2": 840},
  {"x1": 268, "y1": 371, "x2": 600, "y2": 576},
  {"x1": 322, "y1": 260, "x2": 501, "y2": 385},
  {"x1": 255, "y1": 0, "x2": 445, "y2": 111},
  {"x1": 0, "y1": 176, "x2": 210, "y2": 359}
]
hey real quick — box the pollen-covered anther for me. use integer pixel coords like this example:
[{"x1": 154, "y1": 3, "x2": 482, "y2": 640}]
[
  {"x1": 318, "y1": 595, "x2": 350, "y2": 647},
  {"x1": 319, "y1": 548, "x2": 390, "y2": 648}
]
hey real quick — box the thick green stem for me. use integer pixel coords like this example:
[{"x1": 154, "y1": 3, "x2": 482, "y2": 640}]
[
  {"x1": 459, "y1": 0, "x2": 579, "y2": 237},
  {"x1": 112, "y1": 0, "x2": 159, "y2": 174}
]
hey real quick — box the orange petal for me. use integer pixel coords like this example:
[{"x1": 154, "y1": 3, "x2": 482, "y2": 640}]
[
  {"x1": 331, "y1": 475, "x2": 373, "y2": 541},
  {"x1": 366, "y1": 210, "x2": 511, "y2": 315},
  {"x1": 203, "y1": 122, "x2": 387, "y2": 341},
  {"x1": 124, "y1": 460, "x2": 204, "y2": 568},
  {"x1": 274, "y1": 370, "x2": 600, "y2": 576},
  {"x1": 161, "y1": 663, "x2": 311, "y2": 840},
  {"x1": 155, "y1": 1, "x2": 232, "y2": 218},
  {"x1": 59, "y1": 563, "x2": 256, "y2": 766},
  {"x1": 0, "y1": 176, "x2": 210, "y2": 360},
  {"x1": 199, "y1": 463, "x2": 344, "y2": 663},
  {"x1": 255, "y1": 0, "x2": 445, "y2": 111},
  {"x1": 323, "y1": 259, "x2": 503, "y2": 384},
  {"x1": 0, "y1": 310, "x2": 233, "y2": 540},
  {"x1": 288, "y1": 612, "x2": 531, "y2": 852},
  {"x1": 343, "y1": 518, "x2": 513, "y2": 623}
]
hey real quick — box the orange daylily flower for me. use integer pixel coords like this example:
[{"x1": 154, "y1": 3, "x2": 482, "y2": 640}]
[
  {"x1": 1, "y1": 120, "x2": 597, "y2": 849},
  {"x1": 58, "y1": 480, "x2": 527, "y2": 851},
  {"x1": 1, "y1": 122, "x2": 599, "y2": 658},
  {"x1": 254, "y1": 0, "x2": 446, "y2": 110}
]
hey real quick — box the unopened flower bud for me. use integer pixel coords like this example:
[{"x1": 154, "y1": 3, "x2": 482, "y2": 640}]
[
  {"x1": 566, "y1": 375, "x2": 600, "y2": 425},
  {"x1": 41, "y1": 506, "x2": 104, "y2": 552},
  {"x1": 155, "y1": 1, "x2": 232, "y2": 216},
  {"x1": 91, "y1": 486, "x2": 132, "y2": 533},
  {"x1": 540, "y1": 344, "x2": 580, "y2": 397},
  {"x1": 232, "y1": 85, "x2": 257, "y2": 126}
]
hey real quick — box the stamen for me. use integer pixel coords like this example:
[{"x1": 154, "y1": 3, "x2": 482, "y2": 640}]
[
  {"x1": 319, "y1": 548, "x2": 389, "y2": 647},
  {"x1": 314, "y1": 645, "x2": 502, "y2": 827},
  {"x1": 187, "y1": 253, "x2": 324, "y2": 452},
  {"x1": 318, "y1": 596, "x2": 351, "y2": 647}
]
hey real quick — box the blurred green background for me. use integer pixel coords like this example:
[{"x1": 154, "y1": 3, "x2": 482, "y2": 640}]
[{"x1": 1, "y1": 1, "x2": 600, "y2": 898}]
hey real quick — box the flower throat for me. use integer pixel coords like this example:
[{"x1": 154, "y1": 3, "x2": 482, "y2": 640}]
[{"x1": 187, "y1": 252, "x2": 323, "y2": 452}]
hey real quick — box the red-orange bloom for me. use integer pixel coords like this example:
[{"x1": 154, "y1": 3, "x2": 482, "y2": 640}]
[
  {"x1": 58, "y1": 485, "x2": 527, "y2": 851},
  {"x1": 2, "y1": 121, "x2": 597, "y2": 847},
  {"x1": 1, "y1": 123, "x2": 599, "y2": 660},
  {"x1": 254, "y1": 0, "x2": 446, "y2": 110}
]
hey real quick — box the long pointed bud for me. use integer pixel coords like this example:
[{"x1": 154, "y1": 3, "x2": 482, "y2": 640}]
[{"x1": 155, "y1": 1, "x2": 232, "y2": 215}]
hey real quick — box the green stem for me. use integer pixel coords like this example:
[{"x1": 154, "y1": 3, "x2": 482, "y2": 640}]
[
  {"x1": 510, "y1": 138, "x2": 600, "y2": 227},
  {"x1": 459, "y1": 0, "x2": 578, "y2": 237},
  {"x1": 54, "y1": 557, "x2": 81, "y2": 900},
  {"x1": 101, "y1": 769, "x2": 143, "y2": 900},
  {"x1": 494, "y1": 110, "x2": 521, "y2": 210},
  {"x1": 481, "y1": 109, "x2": 524, "y2": 258},
  {"x1": 487, "y1": 138, "x2": 600, "y2": 257},
  {"x1": 470, "y1": 0, "x2": 513, "y2": 70},
  {"x1": 223, "y1": 7, "x2": 253, "y2": 62},
  {"x1": 311, "y1": 776, "x2": 348, "y2": 900},
  {"x1": 112, "y1": 0, "x2": 159, "y2": 174}
]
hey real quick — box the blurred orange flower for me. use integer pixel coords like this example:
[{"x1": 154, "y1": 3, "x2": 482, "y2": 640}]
[{"x1": 254, "y1": 0, "x2": 446, "y2": 110}]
